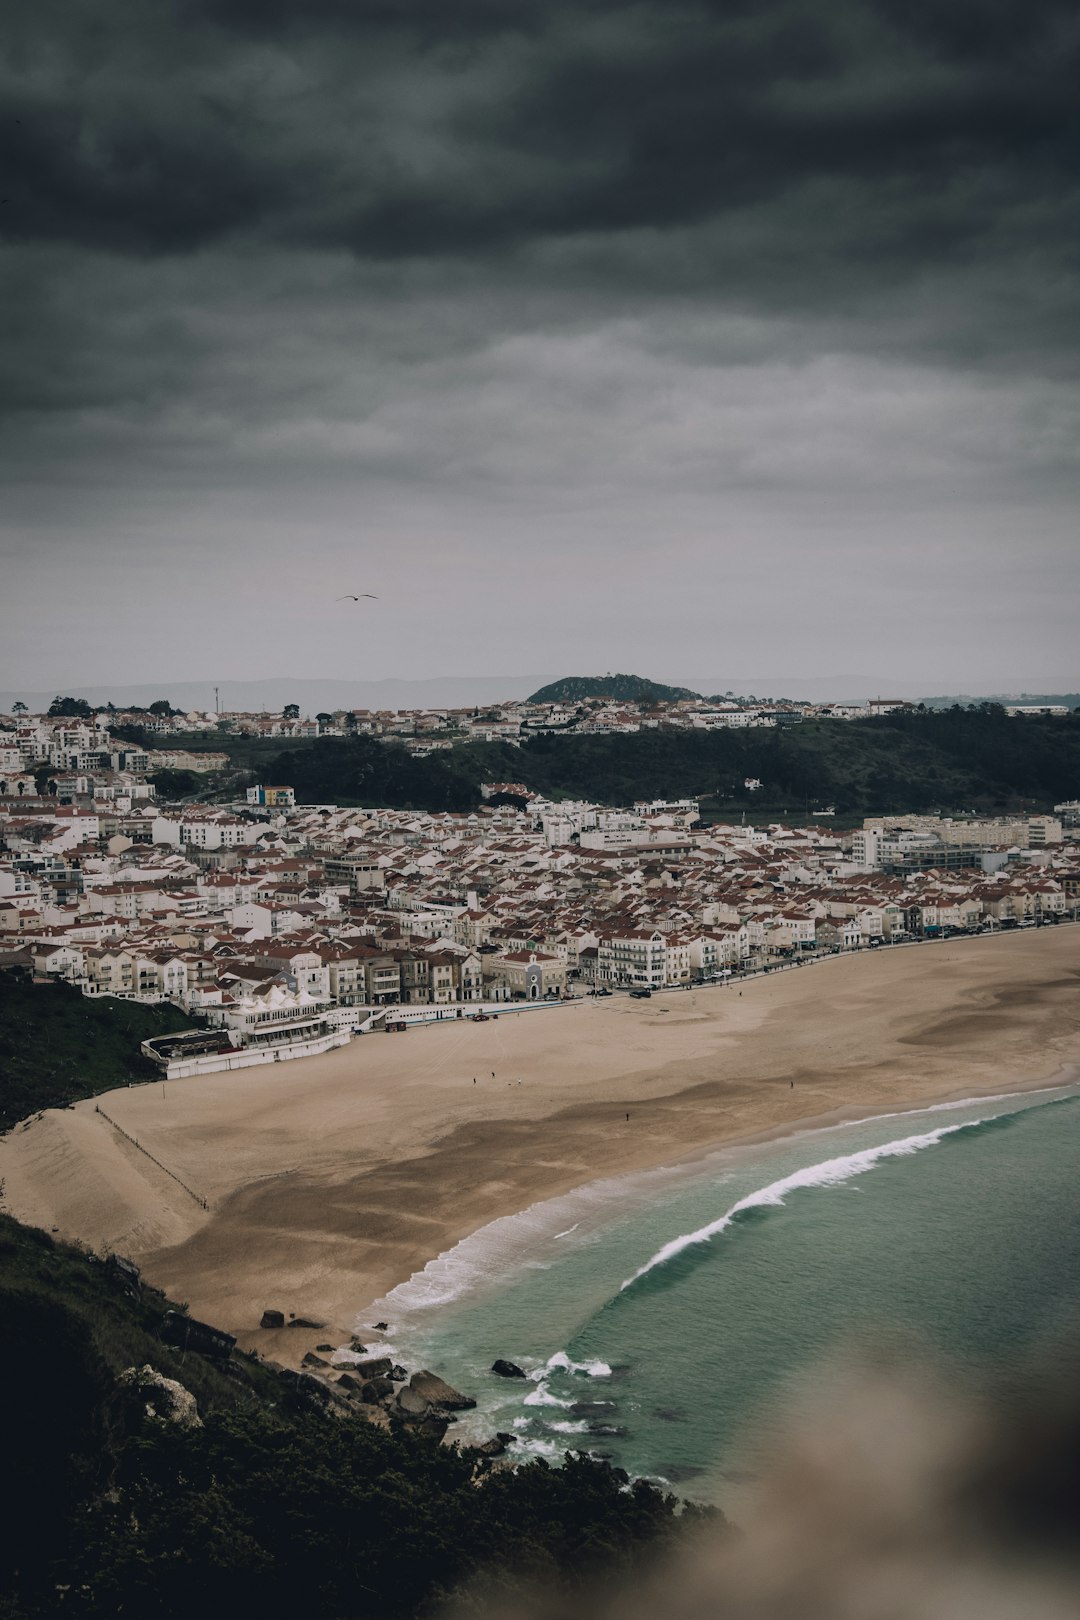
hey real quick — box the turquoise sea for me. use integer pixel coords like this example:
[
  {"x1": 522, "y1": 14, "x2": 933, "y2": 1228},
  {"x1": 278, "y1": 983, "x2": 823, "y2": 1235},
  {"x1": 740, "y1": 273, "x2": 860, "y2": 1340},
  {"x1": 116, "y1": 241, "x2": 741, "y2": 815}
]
[{"x1": 362, "y1": 1077, "x2": 1080, "y2": 1505}]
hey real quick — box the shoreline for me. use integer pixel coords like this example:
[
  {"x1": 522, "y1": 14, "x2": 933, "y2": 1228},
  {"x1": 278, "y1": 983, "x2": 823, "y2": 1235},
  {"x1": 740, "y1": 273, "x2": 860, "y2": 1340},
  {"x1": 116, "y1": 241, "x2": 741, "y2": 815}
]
[
  {"x1": 2, "y1": 929, "x2": 1079, "y2": 1368},
  {"x1": 362, "y1": 1063, "x2": 1080, "y2": 1332}
]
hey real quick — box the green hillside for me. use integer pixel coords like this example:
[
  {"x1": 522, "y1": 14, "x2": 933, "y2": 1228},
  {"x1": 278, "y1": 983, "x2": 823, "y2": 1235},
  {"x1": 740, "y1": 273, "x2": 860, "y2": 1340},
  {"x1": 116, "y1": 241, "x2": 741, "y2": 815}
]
[
  {"x1": 269, "y1": 707, "x2": 1080, "y2": 817},
  {"x1": 527, "y1": 674, "x2": 702, "y2": 704},
  {"x1": 0, "y1": 974, "x2": 198, "y2": 1131}
]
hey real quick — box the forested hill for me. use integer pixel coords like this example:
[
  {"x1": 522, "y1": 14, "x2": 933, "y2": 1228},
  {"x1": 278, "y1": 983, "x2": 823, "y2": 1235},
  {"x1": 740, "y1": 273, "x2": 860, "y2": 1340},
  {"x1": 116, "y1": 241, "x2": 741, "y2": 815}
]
[
  {"x1": 527, "y1": 674, "x2": 702, "y2": 703},
  {"x1": 269, "y1": 706, "x2": 1080, "y2": 817}
]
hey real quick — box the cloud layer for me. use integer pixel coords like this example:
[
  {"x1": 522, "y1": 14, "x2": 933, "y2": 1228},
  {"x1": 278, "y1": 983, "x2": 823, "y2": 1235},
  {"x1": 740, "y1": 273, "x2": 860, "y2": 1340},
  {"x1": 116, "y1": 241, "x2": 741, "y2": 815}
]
[{"x1": 3, "y1": 0, "x2": 1078, "y2": 688}]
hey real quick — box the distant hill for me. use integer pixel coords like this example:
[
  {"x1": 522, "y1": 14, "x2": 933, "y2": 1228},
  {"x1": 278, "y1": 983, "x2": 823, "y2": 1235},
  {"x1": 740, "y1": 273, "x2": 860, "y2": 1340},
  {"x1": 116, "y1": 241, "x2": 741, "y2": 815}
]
[{"x1": 528, "y1": 674, "x2": 702, "y2": 704}]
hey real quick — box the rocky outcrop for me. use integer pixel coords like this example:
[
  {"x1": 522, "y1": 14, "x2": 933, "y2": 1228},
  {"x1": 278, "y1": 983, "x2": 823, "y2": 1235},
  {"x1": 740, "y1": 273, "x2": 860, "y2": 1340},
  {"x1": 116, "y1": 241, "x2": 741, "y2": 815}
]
[
  {"x1": 354, "y1": 1356, "x2": 393, "y2": 1380},
  {"x1": 336, "y1": 1373, "x2": 362, "y2": 1392},
  {"x1": 410, "y1": 1370, "x2": 476, "y2": 1411},
  {"x1": 395, "y1": 1385, "x2": 429, "y2": 1419},
  {"x1": 389, "y1": 1364, "x2": 408, "y2": 1382},
  {"x1": 301, "y1": 1351, "x2": 329, "y2": 1368},
  {"x1": 160, "y1": 1310, "x2": 236, "y2": 1360},
  {"x1": 491, "y1": 1359, "x2": 527, "y2": 1379},
  {"x1": 118, "y1": 1365, "x2": 201, "y2": 1429},
  {"x1": 360, "y1": 1376, "x2": 395, "y2": 1404},
  {"x1": 260, "y1": 1309, "x2": 285, "y2": 1329}
]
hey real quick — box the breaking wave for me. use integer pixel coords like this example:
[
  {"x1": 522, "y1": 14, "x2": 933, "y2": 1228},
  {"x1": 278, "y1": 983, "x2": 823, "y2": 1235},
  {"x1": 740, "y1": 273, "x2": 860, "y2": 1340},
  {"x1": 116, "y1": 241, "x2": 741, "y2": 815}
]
[{"x1": 620, "y1": 1115, "x2": 994, "y2": 1291}]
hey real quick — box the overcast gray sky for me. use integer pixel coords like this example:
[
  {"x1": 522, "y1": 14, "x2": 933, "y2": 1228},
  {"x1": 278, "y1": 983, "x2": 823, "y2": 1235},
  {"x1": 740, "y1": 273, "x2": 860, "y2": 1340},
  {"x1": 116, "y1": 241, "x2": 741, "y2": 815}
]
[{"x1": 3, "y1": 0, "x2": 1078, "y2": 695}]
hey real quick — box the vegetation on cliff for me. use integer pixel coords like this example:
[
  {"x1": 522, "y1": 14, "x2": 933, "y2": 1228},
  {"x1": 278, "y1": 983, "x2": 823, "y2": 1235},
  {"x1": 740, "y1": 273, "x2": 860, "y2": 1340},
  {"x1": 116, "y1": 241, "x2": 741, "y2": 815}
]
[{"x1": 0, "y1": 1215, "x2": 710, "y2": 1619}]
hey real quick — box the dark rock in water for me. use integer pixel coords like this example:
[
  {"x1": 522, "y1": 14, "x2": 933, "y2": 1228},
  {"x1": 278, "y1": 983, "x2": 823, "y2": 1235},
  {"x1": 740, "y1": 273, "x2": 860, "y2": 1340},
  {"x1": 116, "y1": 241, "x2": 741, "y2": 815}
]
[
  {"x1": 349, "y1": 1338, "x2": 368, "y2": 1354},
  {"x1": 474, "y1": 1436, "x2": 507, "y2": 1457},
  {"x1": 496, "y1": 1432, "x2": 514, "y2": 1445},
  {"x1": 588, "y1": 1450, "x2": 614, "y2": 1461},
  {"x1": 354, "y1": 1356, "x2": 393, "y2": 1380},
  {"x1": 396, "y1": 1385, "x2": 429, "y2": 1418},
  {"x1": 260, "y1": 1309, "x2": 285, "y2": 1330},
  {"x1": 301, "y1": 1351, "x2": 328, "y2": 1368},
  {"x1": 336, "y1": 1373, "x2": 361, "y2": 1391},
  {"x1": 288, "y1": 1317, "x2": 325, "y2": 1331},
  {"x1": 569, "y1": 1400, "x2": 617, "y2": 1417},
  {"x1": 720, "y1": 1466, "x2": 761, "y2": 1484},
  {"x1": 315, "y1": 1343, "x2": 334, "y2": 1353},
  {"x1": 652, "y1": 1407, "x2": 686, "y2": 1423},
  {"x1": 389, "y1": 1364, "x2": 408, "y2": 1382},
  {"x1": 605, "y1": 1364, "x2": 633, "y2": 1381},
  {"x1": 491, "y1": 1359, "x2": 527, "y2": 1379},
  {"x1": 418, "y1": 1415, "x2": 449, "y2": 1440},
  {"x1": 661, "y1": 1464, "x2": 706, "y2": 1482},
  {"x1": 587, "y1": 1423, "x2": 628, "y2": 1438},
  {"x1": 371, "y1": 1321, "x2": 389, "y2": 1331},
  {"x1": 360, "y1": 1376, "x2": 394, "y2": 1403},
  {"x1": 411, "y1": 1369, "x2": 476, "y2": 1411},
  {"x1": 611, "y1": 1467, "x2": 630, "y2": 1485}
]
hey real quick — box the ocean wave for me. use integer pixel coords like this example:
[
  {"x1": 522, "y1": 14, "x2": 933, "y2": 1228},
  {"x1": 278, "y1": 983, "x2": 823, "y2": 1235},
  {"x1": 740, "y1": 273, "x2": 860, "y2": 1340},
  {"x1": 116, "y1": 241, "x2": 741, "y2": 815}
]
[
  {"x1": 620, "y1": 1115, "x2": 991, "y2": 1290},
  {"x1": 546, "y1": 1350, "x2": 612, "y2": 1377},
  {"x1": 524, "y1": 1381, "x2": 575, "y2": 1407},
  {"x1": 546, "y1": 1419, "x2": 592, "y2": 1434}
]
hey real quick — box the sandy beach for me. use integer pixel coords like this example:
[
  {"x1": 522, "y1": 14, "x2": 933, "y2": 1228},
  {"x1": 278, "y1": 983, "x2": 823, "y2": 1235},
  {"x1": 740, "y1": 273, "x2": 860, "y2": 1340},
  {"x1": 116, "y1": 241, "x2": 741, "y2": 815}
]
[{"x1": 3, "y1": 929, "x2": 1079, "y2": 1356}]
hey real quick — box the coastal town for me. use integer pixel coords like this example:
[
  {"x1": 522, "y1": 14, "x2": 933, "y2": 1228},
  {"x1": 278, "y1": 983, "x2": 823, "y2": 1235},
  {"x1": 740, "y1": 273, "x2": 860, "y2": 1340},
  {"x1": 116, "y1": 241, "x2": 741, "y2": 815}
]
[{"x1": 2, "y1": 705, "x2": 1078, "y2": 1080}]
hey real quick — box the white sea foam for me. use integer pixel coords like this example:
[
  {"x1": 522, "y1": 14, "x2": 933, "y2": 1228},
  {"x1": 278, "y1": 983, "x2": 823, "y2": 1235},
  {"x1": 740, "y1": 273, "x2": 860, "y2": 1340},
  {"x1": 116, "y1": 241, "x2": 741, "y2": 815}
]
[
  {"x1": 547, "y1": 1420, "x2": 591, "y2": 1434},
  {"x1": 360, "y1": 1077, "x2": 1076, "y2": 1334},
  {"x1": 620, "y1": 1116, "x2": 988, "y2": 1289},
  {"x1": 524, "y1": 1382, "x2": 575, "y2": 1407},
  {"x1": 546, "y1": 1350, "x2": 612, "y2": 1377}
]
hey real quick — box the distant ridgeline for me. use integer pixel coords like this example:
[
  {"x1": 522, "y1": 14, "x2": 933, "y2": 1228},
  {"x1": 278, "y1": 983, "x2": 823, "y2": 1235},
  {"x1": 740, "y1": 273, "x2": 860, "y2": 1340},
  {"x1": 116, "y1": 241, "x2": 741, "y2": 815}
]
[
  {"x1": 269, "y1": 704, "x2": 1080, "y2": 817},
  {"x1": 527, "y1": 673, "x2": 703, "y2": 703}
]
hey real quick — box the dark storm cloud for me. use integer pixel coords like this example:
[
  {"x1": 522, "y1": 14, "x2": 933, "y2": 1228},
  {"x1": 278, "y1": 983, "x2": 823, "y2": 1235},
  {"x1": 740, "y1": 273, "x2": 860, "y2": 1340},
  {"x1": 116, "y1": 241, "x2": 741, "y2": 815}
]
[{"x1": 3, "y1": 0, "x2": 1078, "y2": 283}]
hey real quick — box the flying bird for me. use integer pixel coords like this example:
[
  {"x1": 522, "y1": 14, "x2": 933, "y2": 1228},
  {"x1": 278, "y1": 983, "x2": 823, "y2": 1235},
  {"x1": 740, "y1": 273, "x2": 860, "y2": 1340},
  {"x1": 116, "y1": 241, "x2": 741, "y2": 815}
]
[{"x1": 337, "y1": 593, "x2": 378, "y2": 600}]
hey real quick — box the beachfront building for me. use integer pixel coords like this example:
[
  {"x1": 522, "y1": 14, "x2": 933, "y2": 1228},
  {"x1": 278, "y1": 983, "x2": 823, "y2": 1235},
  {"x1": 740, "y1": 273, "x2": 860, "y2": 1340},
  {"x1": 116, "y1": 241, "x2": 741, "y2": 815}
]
[
  {"x1": 486, "y1": 949, "x2": 566, "y2": 1000},
  {"x1": 598, "y1": 928, "x2": 666, "y2": 989}
]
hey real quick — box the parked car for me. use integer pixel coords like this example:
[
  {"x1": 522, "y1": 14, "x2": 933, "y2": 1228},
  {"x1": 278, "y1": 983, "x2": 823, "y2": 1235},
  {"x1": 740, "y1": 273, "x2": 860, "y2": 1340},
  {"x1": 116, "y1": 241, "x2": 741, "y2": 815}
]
[{"x1": 629, "y1": 988, "x2": 652, "y2": 999}]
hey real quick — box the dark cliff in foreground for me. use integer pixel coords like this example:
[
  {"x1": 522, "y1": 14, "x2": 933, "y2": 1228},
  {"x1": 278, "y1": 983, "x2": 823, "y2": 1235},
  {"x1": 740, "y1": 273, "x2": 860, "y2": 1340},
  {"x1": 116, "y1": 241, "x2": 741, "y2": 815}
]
[{"x1": 0, "y1": 1215, "x2": 712, "y2": 1619}]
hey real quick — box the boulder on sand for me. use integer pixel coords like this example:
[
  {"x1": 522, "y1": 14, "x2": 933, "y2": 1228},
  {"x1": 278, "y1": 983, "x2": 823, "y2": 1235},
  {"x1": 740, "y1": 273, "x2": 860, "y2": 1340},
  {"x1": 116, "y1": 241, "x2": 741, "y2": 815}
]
[
  {"x1": 410, "y1": 1369, "x2": 476, "y2": 1411},
  {"x1": 389, "y1": 1364, "x2": 408, "y2": 1382},
  {"x1": 301, "y1": 1352, "x2": 329, "y2": 1368},
  {"x1": 354, "y1": 1357, "x2": 393, "y2": 1380},
  {"x1": 395, "y1": 1385, "x2": 429, "y2": 1419},
  {"x1": 360, "y1": 1376, "x2": 394, "y2": 1403},
  {"x1": 337, "y1": 1373, "x2": 361, "y2": 1391},
  {"x1": 491, "y1": 1359, "x2": 527, "y2": 1379},
  {"x1": 260, "y1": 1309, "x2": 285, "y2": 1330}
]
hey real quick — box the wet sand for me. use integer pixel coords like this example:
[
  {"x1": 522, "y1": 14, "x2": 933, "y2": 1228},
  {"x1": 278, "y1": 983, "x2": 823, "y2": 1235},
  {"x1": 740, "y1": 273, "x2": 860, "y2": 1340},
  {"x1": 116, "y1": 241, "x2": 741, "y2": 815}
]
[{"x1": 2, "y1": 929, "x2": 1078, "y2": 1353}]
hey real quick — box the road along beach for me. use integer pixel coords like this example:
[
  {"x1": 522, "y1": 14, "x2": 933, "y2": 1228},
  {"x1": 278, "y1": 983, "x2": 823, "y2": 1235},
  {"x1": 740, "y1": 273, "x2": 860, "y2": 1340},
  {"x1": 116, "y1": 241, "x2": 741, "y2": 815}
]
[{"x1": 2, "y1": 929, "x2": 1078, "y2": 1354}]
